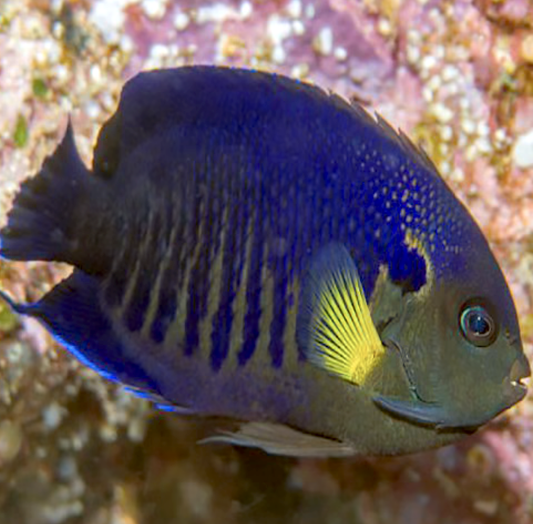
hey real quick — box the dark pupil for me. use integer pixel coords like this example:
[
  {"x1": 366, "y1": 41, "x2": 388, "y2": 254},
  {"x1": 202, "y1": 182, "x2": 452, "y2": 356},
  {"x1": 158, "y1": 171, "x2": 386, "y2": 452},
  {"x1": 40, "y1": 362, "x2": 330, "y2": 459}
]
[{"x1": 467, "y1": 311, "x2": 490, "y2": 336}]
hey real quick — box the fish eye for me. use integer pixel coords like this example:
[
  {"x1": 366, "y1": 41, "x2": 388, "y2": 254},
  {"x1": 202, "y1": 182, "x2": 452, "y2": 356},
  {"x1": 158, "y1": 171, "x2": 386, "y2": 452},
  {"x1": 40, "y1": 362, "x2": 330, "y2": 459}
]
[{"x1": 459, "y1": 303, "x2": 497, "y2": 347}]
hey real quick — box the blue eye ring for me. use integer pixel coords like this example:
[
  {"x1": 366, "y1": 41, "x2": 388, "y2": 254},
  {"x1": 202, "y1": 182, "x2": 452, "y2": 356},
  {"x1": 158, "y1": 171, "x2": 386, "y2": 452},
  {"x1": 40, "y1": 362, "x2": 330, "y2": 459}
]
[{"x1": 459, "y1": 304, "x2": 497, "y2": 347}]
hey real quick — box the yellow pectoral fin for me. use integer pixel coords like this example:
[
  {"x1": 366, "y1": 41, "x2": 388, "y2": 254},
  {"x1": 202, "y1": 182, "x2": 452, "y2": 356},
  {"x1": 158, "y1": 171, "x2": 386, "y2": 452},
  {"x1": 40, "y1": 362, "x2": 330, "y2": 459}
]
[{"x1": 297, "y1": 243, "x2": 386, "y2": 386}]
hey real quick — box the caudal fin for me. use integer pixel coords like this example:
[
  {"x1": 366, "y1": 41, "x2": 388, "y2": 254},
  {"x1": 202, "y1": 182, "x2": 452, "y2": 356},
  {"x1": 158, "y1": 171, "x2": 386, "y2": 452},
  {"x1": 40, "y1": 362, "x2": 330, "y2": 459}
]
[{"x1": 0, "y1": 121, "x2": 90, "y2": 264}]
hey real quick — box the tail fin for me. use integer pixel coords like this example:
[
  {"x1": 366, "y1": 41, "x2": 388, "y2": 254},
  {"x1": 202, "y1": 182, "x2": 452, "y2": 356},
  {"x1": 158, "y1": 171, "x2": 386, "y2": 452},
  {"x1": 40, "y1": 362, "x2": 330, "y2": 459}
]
[{"x1": 0, "y1": 121, "x2": 90, "y2": 264}]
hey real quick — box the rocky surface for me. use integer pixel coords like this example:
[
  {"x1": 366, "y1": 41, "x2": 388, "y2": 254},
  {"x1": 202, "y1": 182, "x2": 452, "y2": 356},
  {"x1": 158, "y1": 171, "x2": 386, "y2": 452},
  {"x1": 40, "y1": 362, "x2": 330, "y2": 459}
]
[{"x1": 0, "y1": 1, "x2": 532, "y2": 523}]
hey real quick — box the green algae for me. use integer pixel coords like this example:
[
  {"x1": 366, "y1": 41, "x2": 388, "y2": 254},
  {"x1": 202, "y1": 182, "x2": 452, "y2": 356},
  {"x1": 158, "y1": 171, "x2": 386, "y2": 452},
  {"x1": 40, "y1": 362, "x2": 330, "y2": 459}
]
[
  {"x1": 13, "y1": 115, "x2": 28, "y2": 149},
  {"x1": 0, "y1": 301, "x2": 18, "y2": 334},
  {"x1": 32, "y1": 78, "x2": 49, "y2": 99}
]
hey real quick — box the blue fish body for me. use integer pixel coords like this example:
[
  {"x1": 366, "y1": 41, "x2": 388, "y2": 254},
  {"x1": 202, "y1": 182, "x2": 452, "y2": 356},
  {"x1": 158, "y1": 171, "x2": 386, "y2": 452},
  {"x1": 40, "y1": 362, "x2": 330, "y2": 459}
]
[{"x1": 0, "y1": 67, "x2": 529, "y2": 456}]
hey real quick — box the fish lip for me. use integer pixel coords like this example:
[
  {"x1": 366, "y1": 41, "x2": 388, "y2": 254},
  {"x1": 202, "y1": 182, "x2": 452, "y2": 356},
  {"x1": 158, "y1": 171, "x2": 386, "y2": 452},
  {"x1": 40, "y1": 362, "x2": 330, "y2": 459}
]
[
  {"x1": 506, "y1": 354, "x2": 530, "y2": 402},
  {"x1": 510, "y1": 381, "x2": 528, "y2": 399},
  {"x1": 510, "y1": 353, "x2": 531, "y2": 382},
  {"x1": 506, "y1": 377, "x2": 528, "y2": 404},
  {"x1": 511, "y1": 380, "x2": 528, "y2": 393}
]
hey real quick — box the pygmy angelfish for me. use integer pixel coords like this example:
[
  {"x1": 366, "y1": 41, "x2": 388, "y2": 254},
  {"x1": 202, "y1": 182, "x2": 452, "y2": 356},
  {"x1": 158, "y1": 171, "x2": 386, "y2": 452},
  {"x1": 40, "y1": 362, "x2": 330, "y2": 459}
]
[{"x1": 0, "y1": 67, "x2": 529, "y2": 457}]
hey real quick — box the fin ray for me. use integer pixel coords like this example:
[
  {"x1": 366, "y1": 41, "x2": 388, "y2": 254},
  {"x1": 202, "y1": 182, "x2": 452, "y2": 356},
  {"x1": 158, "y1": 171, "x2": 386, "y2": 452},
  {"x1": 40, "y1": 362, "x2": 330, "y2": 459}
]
[{"x1": 297, "y1": 243, "x2": 386, "y2": 386}]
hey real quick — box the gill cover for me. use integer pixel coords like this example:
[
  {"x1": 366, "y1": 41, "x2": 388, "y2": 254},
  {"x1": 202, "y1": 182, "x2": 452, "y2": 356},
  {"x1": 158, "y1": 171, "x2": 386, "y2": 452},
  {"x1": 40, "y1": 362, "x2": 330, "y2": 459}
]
[{"x1": 371, "y1": 278, "x2": 530, "y2": 430}]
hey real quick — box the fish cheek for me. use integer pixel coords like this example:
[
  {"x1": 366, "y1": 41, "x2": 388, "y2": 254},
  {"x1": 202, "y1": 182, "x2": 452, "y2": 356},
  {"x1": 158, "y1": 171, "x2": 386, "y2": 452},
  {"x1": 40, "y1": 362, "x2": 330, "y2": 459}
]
[
  {"x1": 435, "y1": 318, "x2": 521, "y2": 424},
  {"x1": 367, "y1": 270, "x2": 419, "y2": 398},
  {"x1": 408, "y1": 288, "x2": 517, "y2": 428},
  {"x1": 373, "y1": 286, "x2": 440, "y2": 403},
  {"x1": 362, "y1": 342, "x2": 414, "y2": 398},
  {"x1": 401, "y1": 289, "x2": 484, "y2": 408},
  {"x1": 370, "y1": 291, "x2": 478, "y2": 428}
]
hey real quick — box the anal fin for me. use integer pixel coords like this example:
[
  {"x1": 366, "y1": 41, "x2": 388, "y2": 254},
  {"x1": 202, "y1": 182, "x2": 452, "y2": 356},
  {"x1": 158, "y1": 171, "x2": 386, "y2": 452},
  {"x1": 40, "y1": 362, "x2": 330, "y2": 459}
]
[
  {"x1": 122, "y1": 386, "x2": 197, "y2": 415},
  {"x1": 200, "y1": 422, "x2": 357, "y2": 457},
  {"x1": 1, "y1": 270, "x2": 159, "y2": 394}
]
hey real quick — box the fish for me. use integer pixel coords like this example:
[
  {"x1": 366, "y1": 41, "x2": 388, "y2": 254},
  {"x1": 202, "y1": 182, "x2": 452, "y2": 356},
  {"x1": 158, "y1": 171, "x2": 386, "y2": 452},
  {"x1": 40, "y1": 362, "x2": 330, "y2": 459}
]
[{"x1": 0, "y1": 66, "x2": 529, "y2": 457}]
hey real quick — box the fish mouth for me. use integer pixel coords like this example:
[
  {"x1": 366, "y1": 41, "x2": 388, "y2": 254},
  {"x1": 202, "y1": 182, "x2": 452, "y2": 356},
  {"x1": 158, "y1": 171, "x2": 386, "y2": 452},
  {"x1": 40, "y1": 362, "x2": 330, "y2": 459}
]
[
  {"x1": 505, "y1": 354, "x2": 530, "y2": 403},
  {"x1": 509, "y1": 377, "x2": 528, "y2": 399}
]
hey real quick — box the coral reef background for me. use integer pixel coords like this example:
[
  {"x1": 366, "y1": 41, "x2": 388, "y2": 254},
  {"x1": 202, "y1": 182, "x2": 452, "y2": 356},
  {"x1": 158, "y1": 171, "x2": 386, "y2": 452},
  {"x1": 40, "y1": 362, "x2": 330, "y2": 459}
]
[{"x1": 0, "y1": 1, "x2": 532, "y2": 523}]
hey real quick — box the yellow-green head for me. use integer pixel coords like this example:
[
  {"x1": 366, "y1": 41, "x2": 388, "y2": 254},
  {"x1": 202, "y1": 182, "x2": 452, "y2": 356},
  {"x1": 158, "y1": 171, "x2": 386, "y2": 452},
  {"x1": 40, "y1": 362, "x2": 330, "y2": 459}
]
[{"x1": 373, "y1": 234, "x2": 529, "y2": 430}]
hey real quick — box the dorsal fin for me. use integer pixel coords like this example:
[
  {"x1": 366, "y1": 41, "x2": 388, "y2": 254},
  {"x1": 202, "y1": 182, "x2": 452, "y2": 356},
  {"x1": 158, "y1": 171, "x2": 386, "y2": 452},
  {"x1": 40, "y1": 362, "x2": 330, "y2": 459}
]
[
  {"x1": 373, "y1": 111, "x2": 442, "y2": 178},
  {"x1": 93, "y1": 66, "x2": 444, "y2": 185},
  {"x1": 350, "y1": 100, "x2": 442, "y2": 179},
  {"x1": 349, "y1": 101, "x2": 444, "y2": 180},
  {"x1": 92, "y1": 66, "x2": 354, "y2": 178}
]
